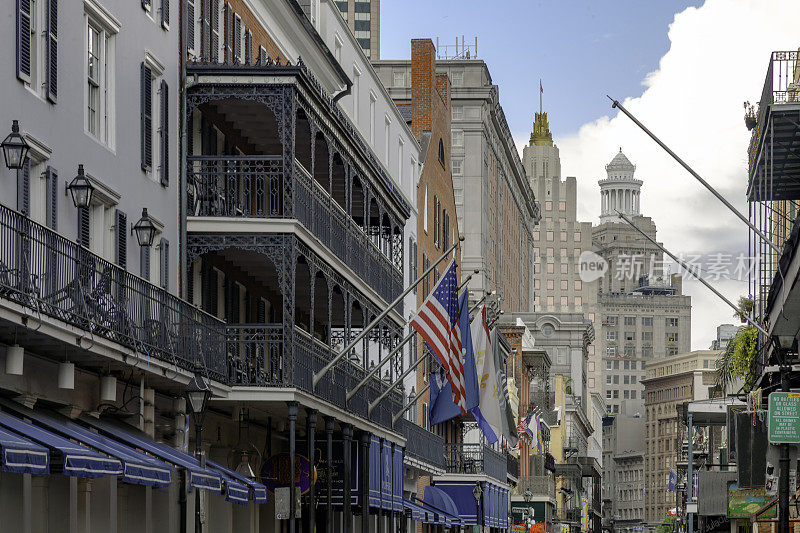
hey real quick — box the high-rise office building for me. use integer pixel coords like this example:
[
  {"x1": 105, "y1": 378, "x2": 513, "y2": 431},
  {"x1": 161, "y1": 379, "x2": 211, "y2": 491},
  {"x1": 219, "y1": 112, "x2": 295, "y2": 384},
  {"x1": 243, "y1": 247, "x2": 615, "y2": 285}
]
[{"x1": 334, "y1": 0, "x2": 380, "y2": 58}]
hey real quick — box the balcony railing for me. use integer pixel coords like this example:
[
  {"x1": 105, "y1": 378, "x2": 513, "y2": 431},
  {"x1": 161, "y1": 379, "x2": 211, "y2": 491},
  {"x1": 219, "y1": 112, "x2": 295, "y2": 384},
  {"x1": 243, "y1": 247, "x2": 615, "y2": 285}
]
[
  {"x1": 507, "y1": 453, "x2": 520, "y2": 479},
  {"x1": 517, "y1": 475, "x2": 556, "y2": 498},
  {"x1": 444, "y1": 443, "x2": 507, "y2": 481},
  {"x1": 187, "y1": 156, "x2": 403, "y2": 305},
  {"x1": 748, "y1": 51, "x2": 800, "y2": 174},
  {"x1": 225, "y1": 324, "x2": 404, "y2": 430},
  {"x1": 397, "y1": 418, "x2": 446, "y2": 470},
  {"x1": 0, "y1": 204, "x2": 227, "y2": 381}
]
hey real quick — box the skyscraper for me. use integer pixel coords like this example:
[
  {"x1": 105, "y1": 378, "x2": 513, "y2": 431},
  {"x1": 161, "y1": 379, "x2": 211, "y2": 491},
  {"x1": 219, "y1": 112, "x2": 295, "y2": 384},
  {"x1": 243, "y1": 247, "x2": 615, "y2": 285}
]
[{"x1": 334, "y1": 0, "x2": 380, "y2": 58}]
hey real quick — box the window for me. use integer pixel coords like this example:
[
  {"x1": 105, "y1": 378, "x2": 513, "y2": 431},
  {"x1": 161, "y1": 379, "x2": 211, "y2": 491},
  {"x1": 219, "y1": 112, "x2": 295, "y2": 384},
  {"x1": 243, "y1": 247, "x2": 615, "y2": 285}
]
[
  {"x1": 574, "y1": 280, "x2": 582, "y2": 291},
  {"x1": 560, "y1": 248, "x2": 567, "y2": 259},
  {"x1": 560, "y1": 280, "x2": 567, "y2": 290},
  {"x1": 631, "y1": 361, "x2": 637, "y2": 370},
  {"x1": 546, "y1": 296, "x2": 554, "y2": 307},
  {"x1": 546, "y1": 263, "x2": 554, "y2": 274},
  {"x1": 438, "y1": 139, "x2": 445, "y2": 165},
  {"x1": 606, "y1": 390, "x2": 612, "y2": 399},
  {"x1": 545, "y1": 201, "x2": 552, "y2": 211},
  {"x1": 393, "y1": 71, "x2": 404, "y2": 86},
  {"x1": 369, "y1": 92, "x2": 376, "y2": 145},
  {"x1": 575, "y1": 296, "x2": 582, "y2": 306},
  {"x1": 642, "y1": 347, "x2": 653, "y2": 358},
  {"x1": 408, "y1": 237, "x2": 417, "y2": 291},
  {"x1": 560, "y1": 264, "x2": 568, "y2": 274},
  {"x1": 85, "y1": 9, "x2": 117, "y2": 147},
  {"x1": 560, "y1": 231, "x2": 567, "y2": 242},
  {"x1": 606, "y1": 360, "x2": 612, "y2": 370},
  {"x1": 546, "y1": 231, "x2": 554, "y2": 241},
  {"x1": 547, "y1": 279, "x2": 554, "y2": 290},
  {"x1": 452, "y1": 130, "x2": 464, "y2": 147},
  {"x1": 452, "y1": 158, "x2": 463, "y2": 176},
  {"x1": 352, "y1": 66, "x2": 360, "y2": 122},
  {"x1": 559, "y1": 201, "x2": 566, "y2": 211},
  {"x1": 606, "y1": 375, "x2": 612, "y2": 385},
  {"x1": 560, "y1": 296, "x2": 568, "y2": 307},
  {"x1": 451, "y1": 71, "x2": 463, "y2": 86},
  {"x1": 642, "y1": 331, "x2": 653, "y2": 341},
  {"x1": 666, "y1": 317, "x2": 679, "y2": 327},
  {"x1": 666, "y1": 332, "x2": 678, "y2": 342},
  {"x1": 452, "y1": 105, "x2": 463, "y2": 120},
  {"x1": 140, "y1": 55, "x2": 168, "y2": 184},
  {"x1": 574, "y1": 231, "x2": 581, "y2": 242},
  {"x1": 624, "y1": 316, "x2": 636, "y2": 326},
  {"x1": 384, "y1": 115, "x2": 391, "y2": 163},
  {"x1": 607, "y1": 331, "x2": 617, "y2": 341},
  {"x1": 643, "y1": 317, "x2": 653, "y2": 327}
]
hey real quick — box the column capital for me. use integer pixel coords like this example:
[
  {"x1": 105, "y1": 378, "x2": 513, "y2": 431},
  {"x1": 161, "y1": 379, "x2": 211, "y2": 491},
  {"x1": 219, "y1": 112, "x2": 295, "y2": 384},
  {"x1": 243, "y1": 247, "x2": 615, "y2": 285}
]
[
  {"x1": 287, "y1": 401, "x2": 299, "y2": 418},
  {"x1": 324, "y1": 416, "x2": 335, "y2": 431}
]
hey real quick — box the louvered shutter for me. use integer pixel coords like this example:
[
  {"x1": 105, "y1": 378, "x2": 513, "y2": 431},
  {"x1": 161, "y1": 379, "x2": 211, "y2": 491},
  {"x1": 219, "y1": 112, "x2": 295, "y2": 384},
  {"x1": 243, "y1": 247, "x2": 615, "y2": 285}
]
[
  {"x1": 140, "y1": 244, "x2": 150, "y2": 280},
  {"x1": 187, "y1": 0, "x2": 195, "y2": 54},
  {"x1": 17, "y1": 159, "x2": 30, "y2": 216},
  {"x1": 159, "y1": 79, "x2": 169, "y2": 186},
  {"x1": 140, "y1": 63, "x2": 153, "y2": 171},
  {"x1": 223, "y1": 277, "x2": 232, "y2": 322},
  {"x1": 159, "y1": 237, "x2": 169, "y2": 289},
  {"x1": 231, "y1": 282, "x2": 239, "y2": 323},
  {"x1": 234, "y1": 16, "x2": 241, "y2": 63},
  {"x1": 209, "y1": 268, "x2": 218, "y2": 316},
  {"x1": 209, "y1": 0, "x2": 219, "y2": 62},
  {"x1": 45, "y1": 0, "x2": 57, "y2": 103},
  {"x1": 78, "y1": 207, "x2": 91, "y2": 247},
  {"x1": 223, "y1": 3, "x2": 232, "y2": 63},
  {"x1": 160, "y1": 0, "x2": 169, "y2": 29},
  {"x1": 45, "y1": 167, "x2": 58, "y2": 230},
  {"x1": 16, "y1": 0, "x2": 32, "y2": 83},
  {"x1": 257, "y1": 298, "x2": 266, "y2": 323},
  {"x1": 258, "y1": 45, "x2": 266, "y2": 64},
  {"x1": 187, "y1": 262, "x2": 195, "y2": 304},
  {"x1": 200, "y1": 0, "x2": 209, "y2": 59},
  {"x1": 244, "y1": 291, "x2": 252, "y2": 322},
  {"x1": 244, "y1": 29, "x2": 252, "y2": 65},
  {"x1": 115, "y1": 210, "x2": 127, "y2": 268}
]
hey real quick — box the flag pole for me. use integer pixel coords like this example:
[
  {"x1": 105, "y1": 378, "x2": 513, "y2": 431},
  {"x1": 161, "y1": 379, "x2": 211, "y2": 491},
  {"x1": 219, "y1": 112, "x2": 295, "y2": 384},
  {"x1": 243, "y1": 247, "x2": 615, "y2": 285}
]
[
  {"x1": 392, "y1": 383, "x2": 430, "y2": 426},
  {"x1": 313, "y1": 237, "x2": 463, "y2": 390},
  {"x1": 370, "y1": 293, "x2": 490, "y2": 416},
  {"x1": 615, "y1": 210, "x2": 769, "y2": 337},
  {"x1": 607, "y1": 96, "x2": 780, "y2": 255},
  {"x1": 345, "y1": 270, "x2": 480, "y2": 403}
]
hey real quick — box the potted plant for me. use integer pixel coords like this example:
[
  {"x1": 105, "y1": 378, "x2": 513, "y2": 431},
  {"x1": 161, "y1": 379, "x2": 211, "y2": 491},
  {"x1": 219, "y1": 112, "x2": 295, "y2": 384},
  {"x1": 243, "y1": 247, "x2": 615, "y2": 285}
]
[{"x1": 744, "y1": 102, "x2": 757, "y2": 131}]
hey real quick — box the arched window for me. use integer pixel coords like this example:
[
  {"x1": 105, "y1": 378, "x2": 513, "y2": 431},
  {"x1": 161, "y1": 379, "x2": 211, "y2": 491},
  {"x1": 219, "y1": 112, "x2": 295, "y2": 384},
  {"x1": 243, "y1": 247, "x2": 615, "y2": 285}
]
[{"x1": 438, "y1": 139, "x2": 444, "y2": 164}]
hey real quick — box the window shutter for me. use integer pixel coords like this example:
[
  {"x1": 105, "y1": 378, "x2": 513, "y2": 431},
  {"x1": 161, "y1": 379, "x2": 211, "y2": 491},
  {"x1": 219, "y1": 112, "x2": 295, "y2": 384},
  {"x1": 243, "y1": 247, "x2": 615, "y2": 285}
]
[
  {"x1": 140, "y1": 62, "x2": 153, "y2": 171},
  {"x1": 140, "y1": 244, "x2": 151, "y2": 280},
  {"x1": 244, "y1": 29, "x2": 251, "y2": 64},
  {"x1": 160, "y1": 0, "x2": 169, "y2": 29},
  {"x1": 115, "y1": 210, "x2": 127, "y2": 268},
  {"x1": 187, "y1": 0, "x2": 195, "y2": 54},
  {"x1": 159, "y1": 79, "x2": 169, "y2": 186},
  {"x1": 17, "y1": 159, "x2": 30, "y2": 216},
  {"x1": 78, "y1": 206, "x2": 90, "y2": 247},
  {"x1": 244, "y1": 291, "x2": 252, "y2": 323},
  {"x1": 223, "y1": 277, "x2": 232, "y2": 322},
  {"x1": 159, "y1": 237, "x2": 169, "y2": 289},
  {"x1": 222, "y1": 3, "x2": 231, "y2": 62},
  {"x1": 187, "y1": 262, "x2": 195, "y2": 304},
  {"x1": 200, "y1": 0, "x2": 209, "y2": 59},
  {"x1": 45, "y1": 166, "x2": 58, "y2": 230},
  {"x1": 45, "y1": 0, "x2": 57, "y2": 103},
  {"x1": 234, "y1": 16, "x2": 241, "y2": 63},
  {"x1": 16, "y1": 0, "x2": 32, "y2": 83},
  {"x1": 231, "y1": 282, "x2": 239, "y2": 322},
  {"x1": 258, "y1": 45, "x2": 266, "y2": 63},
  {"x1": 257, "y1": 298, "x2": 266, "y2": 323},
  {"x1": 209, "y1": 0, "x2": 219, "y2": 62}
]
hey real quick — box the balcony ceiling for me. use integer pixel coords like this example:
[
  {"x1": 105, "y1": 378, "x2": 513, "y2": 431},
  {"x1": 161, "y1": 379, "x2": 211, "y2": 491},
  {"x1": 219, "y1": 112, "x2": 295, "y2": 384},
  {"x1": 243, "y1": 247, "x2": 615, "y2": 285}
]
[{"x1": 748, "y1": 104, "x2": 800, "y2": 201}]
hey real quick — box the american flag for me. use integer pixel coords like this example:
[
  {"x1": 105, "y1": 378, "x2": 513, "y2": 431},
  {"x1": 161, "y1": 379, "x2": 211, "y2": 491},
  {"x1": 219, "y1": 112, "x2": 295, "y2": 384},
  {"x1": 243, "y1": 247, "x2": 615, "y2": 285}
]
[{"x1": 410, "y1": 260, "x2": 467, "y2": 415}]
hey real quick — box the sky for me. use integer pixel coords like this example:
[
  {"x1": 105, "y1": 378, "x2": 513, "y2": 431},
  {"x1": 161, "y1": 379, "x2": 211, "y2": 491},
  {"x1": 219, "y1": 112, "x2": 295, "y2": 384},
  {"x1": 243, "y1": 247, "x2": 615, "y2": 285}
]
[{"x1": 381, "y1": 0, "x2": 800, "y2": 351}]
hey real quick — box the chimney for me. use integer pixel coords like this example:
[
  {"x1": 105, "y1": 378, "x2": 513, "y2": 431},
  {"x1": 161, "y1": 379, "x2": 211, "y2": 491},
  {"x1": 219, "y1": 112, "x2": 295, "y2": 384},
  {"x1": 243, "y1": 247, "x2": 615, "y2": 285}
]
[{"x1": 411, "y1": 39, "x2": 436, "y2": 139}]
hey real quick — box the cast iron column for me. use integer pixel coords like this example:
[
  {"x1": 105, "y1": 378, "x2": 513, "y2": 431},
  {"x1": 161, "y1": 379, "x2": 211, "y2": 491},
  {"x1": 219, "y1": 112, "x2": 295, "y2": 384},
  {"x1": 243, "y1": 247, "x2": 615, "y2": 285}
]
[
  {"x1": 325, "y1": 417, "x2": 334, "y2": 533},
  {"x1": 288, "y1": 401, "x2": 298, "y2": 533},
  {"x1": 307, "y1": 409, "x2": 317, "y2": 533},
  {"x1": 360, "y1": 432, "x2": 370, "y2": 533},
  {"x1": 343, "y1": 423, "x2": 353, "y2": 533}
]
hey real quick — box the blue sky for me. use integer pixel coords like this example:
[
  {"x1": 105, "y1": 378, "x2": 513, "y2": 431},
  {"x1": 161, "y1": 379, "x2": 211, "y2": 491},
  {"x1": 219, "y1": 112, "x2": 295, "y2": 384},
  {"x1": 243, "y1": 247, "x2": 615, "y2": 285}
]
[{"x1": 380, "y1": 0, "x2": 704, "y2": 139}]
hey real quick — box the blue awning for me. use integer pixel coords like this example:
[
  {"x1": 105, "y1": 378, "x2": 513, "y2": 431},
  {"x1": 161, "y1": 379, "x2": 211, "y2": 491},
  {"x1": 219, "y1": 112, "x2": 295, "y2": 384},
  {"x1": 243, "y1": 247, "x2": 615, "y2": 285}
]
[
  {"x1": 436, "y1": 482, "x2": 479, "y2": 526},
  {"x1": 0, "y1": 411, "x2": 121, "y2": 478},
  {"x1": 78, "y1": 415, "x2": 222, "y2": 493},
  {"x1": 207, "y1": 460, "x2": 267, "y2": 504},
  {"x1": 0, "y1": 424, "x2": 49, "y2": 475},
  {"x1": 423, "y1": 485, "x2": 461, "y2": 527},
  {"x1": 0, "y1": 403, "x2": 172, "y2": 487},
  {"x1": 403, "y1": 498, "x2": 426, "y2": 522}
]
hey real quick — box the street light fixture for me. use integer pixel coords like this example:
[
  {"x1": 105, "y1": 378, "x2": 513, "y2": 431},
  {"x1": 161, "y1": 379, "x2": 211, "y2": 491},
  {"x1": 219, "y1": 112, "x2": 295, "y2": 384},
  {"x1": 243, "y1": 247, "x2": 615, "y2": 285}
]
[
  {"x1": 1, "y1": 120, "x2": 29, "y2": 170},
  {"x1": 66, "y1": 165, "x2": 95, "y2": 209},
  {"x1": 473, "y1": 482, "x2": 484, "y2": 529},
  {"x1": 184, "y1": 367, "x2": 212, "y2": 533},
  {"x1": 133, "y1": 208, "x2": 157, "y2": 247}
]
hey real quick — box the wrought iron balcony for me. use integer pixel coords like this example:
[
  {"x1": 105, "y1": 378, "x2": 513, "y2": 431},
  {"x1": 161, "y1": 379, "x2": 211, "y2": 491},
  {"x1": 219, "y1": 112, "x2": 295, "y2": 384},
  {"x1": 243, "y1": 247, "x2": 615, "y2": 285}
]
[
  {"x1": 187, "y1": 155, "x2": 403, "y2": 305},
  {"x1": 444, "y1": 443, "x2": 508, "y2": 481},
  {"x1": 225, "y1": 324, "x2": 404, "y2": 430},
  {"x1": 0, "y1": 203, "x2": 226, "y2": 380},
  {"x1": 517, "y1": 475, "x2": 556, "y2": 499},
  {"x1": 397, "y1": 418, "x2": 446, "y2": 470},
  {"x1": 507, "y1": 453, "x2": 520, "y2": 479}
]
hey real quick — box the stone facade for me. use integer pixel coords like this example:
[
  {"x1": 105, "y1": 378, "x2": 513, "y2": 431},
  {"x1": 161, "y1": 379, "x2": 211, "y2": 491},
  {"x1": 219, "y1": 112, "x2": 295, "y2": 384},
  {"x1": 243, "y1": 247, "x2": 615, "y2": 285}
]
[
  {"x1": 602, "y1": 407, "x2": 646, "y2": 533},
  {"x1": 333, "y1": 0, "x2": 380, "y2": 58}
]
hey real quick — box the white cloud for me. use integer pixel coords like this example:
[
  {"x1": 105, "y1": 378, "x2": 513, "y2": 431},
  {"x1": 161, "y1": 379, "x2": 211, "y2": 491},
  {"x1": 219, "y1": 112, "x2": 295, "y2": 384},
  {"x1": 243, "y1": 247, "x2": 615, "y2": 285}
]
[{"x1": 548, "y1": 0, "x2": 800, "y2": 350}]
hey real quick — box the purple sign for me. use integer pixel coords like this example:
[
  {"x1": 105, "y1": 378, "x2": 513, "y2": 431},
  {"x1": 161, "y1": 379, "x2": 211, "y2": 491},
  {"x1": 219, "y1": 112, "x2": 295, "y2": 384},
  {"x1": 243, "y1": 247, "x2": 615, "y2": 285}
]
[{"x1": 260, "y1": 453, "x2": 316, "y2": 495}]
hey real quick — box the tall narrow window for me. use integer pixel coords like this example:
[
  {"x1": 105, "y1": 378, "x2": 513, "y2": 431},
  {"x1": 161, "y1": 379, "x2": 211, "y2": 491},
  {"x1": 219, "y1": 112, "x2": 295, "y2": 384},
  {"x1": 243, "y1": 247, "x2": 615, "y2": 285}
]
[
  {"x1": 87, "y1": 23, "x2": 101, "y2": 136},
  {"x1": 140, "y1": 62, "x2": 153, "y2": 170}
]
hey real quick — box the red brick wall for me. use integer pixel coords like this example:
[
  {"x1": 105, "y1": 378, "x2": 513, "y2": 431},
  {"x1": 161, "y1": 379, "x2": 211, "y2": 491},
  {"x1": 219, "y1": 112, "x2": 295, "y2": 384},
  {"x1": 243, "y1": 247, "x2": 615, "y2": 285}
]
[{"x1": 411, "y1": 39, "x2": 435, "y2": 138}]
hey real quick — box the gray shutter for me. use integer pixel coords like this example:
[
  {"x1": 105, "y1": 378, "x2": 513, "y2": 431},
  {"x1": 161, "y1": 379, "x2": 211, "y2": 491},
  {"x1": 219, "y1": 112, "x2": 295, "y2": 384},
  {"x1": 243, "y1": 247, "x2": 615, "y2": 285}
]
[
  {"x1": 244, "y1": 29, "x2": 251, "y2": 64},
  {"x1": 209, "y1": 0, "x2": 219, "y2": 62},
  {"x1": 45, "y1": 0, "x2": 57, "y2": 103},
  {"x1": 187, "y1": 0, "x2": 195, "y2": 53},
  {"x1": 258, "y1": 45, "x2": 266, "y2": 64},
  {"x1": 115, "y1": 210, "x2": 127, "y2": 268},
  {"x1": 140, "y1": 62, "x2": 152, "y2": 171},
  {"x1": 159, "y1": 79, "x2": 169, "y2": 186},
  {"x1": 45, "y1": 166, "x2": 58, "y2": 230},
  {"x1": 160, "y1": 0, "x2": 169, "y2": 29},
  {"x1": 17, "y1": 159, "x2": 30, "y2": 216},
  {"x1": 159, "y1": 237, "x2": 169, "y2": 289},
  {"x1": 187, "y1": 262, "x2": 195, "y2": 304},
  {"x1": 16, "y1": 0, "x2": 32, "y2": 83},
  {"x1": 209, "y1": 268, "x2": 218, "y2": 316},
  {"x1": 257, "y1": 298, "x2": 266, "y2": 323},
  {"x1": 234, "y1": 16, "x2": 241, "y2": 63},
  {"x1": 140, "y1": 244, "x2": 151, "y2": 280},
  {"x1": 223, "y1": 3, "x2": 232, "y2": 63},
  {"x1": 200, "y1": 0, "x2": 209, "y2": 59},
  {"x1": 78, "y1": 206, "x2": 90, "y2": 247}
]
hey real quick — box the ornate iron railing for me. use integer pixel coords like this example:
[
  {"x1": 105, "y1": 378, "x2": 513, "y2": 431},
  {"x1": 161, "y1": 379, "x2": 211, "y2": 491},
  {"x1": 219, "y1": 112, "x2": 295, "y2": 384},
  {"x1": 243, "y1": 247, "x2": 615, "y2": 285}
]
[
  {"x1": 517, "y1": 475, "x2": 556, "y2": 498},
  {"x1": 507, "y1": 453, "x2": 520, "y2": 479},
  {"x1": 225, "y1": 324, "x2": 404, "y2": 430},
  {"x1": 188, "y1": 156, "x2": 403, "y2": 305},
  {"x1": 397, "y1": 418, "x2": 446, "y2": 470},
  {"x1": 444, "y1": 443, "x2": 508, "y2": 481},
  {"x1": 0, "y1": 203, "x2": 227, "y2": 381}
]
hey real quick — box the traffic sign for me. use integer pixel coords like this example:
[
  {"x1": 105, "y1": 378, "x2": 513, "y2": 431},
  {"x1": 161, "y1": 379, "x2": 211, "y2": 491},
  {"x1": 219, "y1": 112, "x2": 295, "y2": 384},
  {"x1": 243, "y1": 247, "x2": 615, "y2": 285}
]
[{"x1": 767, "y1": 392, "x2": 800, "y2": 444}]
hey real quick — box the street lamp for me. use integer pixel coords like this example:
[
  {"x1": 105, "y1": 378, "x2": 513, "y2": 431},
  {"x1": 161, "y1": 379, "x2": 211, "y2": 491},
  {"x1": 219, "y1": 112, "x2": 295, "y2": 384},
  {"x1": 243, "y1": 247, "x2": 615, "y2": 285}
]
[
  {"x1": 473, "y1": 482, "x2": 484, "y2": 529},
  {"x1": 184, "y1": 368, "x2": 212, "y2": 533},
  {"x1": 66, "y1": 165, "x2": 95, "y2": 209},
  {"x1": 1, "y1": 120, "x2": 29, "y2": 170},
  {"x1": 133, "y1": 208, "x2": 157, "y2": 247}
]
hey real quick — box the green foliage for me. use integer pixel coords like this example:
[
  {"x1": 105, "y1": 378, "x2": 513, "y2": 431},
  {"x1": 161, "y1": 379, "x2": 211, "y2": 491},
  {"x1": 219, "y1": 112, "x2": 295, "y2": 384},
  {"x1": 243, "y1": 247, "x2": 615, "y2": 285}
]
[
  {"x1": 657, "y1": 516, "x2": 676, "y2": 533},
  {"x1": 716, "y1": 325, "x2": 759, "y2": 393}
]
